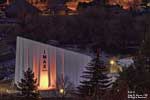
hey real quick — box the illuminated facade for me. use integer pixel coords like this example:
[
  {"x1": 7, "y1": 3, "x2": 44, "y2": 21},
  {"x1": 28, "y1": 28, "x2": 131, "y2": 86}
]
[
  {"x1": 1, "y1": 0, "x2": 93, "y2": 11},
  {"x1": 66, "y1": 0, "x2": 93, "y2": 11},
  {"x1": 15, "y1": 37, "x2": 91, "y2": 90},
  {"x1": 0, "y1": 0, "x2": 48, "y2": 11},
  {"x1": 1, "y1": 0, "x2": 143, "y2": 12},
  {"x1": 108, "y1": 0, "x2": 142, "y2": 10},
  {"x1": 27, "y1": 0, "x2": 48, "y2": 11}
]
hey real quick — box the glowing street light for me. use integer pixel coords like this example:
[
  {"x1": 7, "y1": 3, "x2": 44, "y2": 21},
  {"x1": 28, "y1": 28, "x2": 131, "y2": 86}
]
[
  {"x1": 59, "y1": 88, "x2": 64, "y2": 94},
  {"x1": 109, "y1": 58, "x2": 123, "y2": 73},
  {"x1": 110, "y1": 60, "x2": 115, "y2": 65}
]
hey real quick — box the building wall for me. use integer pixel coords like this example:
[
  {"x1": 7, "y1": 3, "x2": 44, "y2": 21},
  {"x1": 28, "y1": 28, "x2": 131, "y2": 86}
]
[{"x1": 15, "y1": 37, "x2": 91, "y2": 90}]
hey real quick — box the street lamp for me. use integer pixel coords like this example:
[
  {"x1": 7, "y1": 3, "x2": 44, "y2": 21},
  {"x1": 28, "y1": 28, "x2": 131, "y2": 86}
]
[
  {"x1": 59, "y1": 88, "x2": 64, "y2": 94},
  {"x1": 59, "y1": 88, "x2": 65, "y2": 100},
  {"x1": 110, "y1": 59, "x2": 120, "y2": 73},
  {"x1": 110, "y1": 60, "x2": 115, "y2": 65}
]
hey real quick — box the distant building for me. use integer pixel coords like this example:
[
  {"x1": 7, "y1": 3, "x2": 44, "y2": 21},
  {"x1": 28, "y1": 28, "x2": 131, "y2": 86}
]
[
  {"x1": 0, "y1": 0, "x2": 145, "y2": 12},
  {"x1": 0, "y1": 0, "x2": 48, "y2": 11},
  {"x1": 108, "y1": 0, "x2": 142, "y2": 10},
  {"x1": 1, "y1": 0, "x2": 94, "y2": 12},
  {"x1": 27, "y1": 0, "x2": 48, "y2": 11},
  {"x1": 66, "y1": 0, "x2": 93, "y2": 11}
]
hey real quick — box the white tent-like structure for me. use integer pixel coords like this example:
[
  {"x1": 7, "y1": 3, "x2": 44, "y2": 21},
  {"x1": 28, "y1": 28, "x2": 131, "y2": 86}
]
[{"x1": 15, "y1": 37, "x2": 91, "y2": 91}]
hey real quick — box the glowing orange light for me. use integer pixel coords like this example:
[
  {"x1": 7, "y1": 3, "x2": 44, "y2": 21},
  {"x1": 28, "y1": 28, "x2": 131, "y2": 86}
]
[
  {"x1": 108, "y1": 0, "x2": 142, "y2": 10},
  {"x1": 39, "y1": 71, "x2": 49, "y2": 90},
  {"x1": 37, "y1": 49, "x2": 56, "y2": 90},
  {"x1": 38, "y1": 51, "x2": 49, "y2": 90},
  {"x1": 50, "y1": 49, "x2": 56, "y2": 89},
  {"x1": 33, "y1": 53, "x2": 38, "y2": 83},
  {"x1": 66, "y1": 1, "x2": 78, "y2": 11}
]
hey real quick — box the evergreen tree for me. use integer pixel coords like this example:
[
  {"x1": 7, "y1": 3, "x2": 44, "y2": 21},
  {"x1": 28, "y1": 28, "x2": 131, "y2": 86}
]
[
  {"x1": 17, "y1": 68, "x2": 39, "y2": 98},
  {"x1": 134, "y1": 24, "x2": 150, "y2": 77},
  {"x1": 134, "y1": 31, "x2": 150, "y2": 91},
  {"x1": 78, "y1": 51, "x2": 112, "y2": 100},
  {"x1": 119, "y1": 31, "x2": 150, "y2": 93}
]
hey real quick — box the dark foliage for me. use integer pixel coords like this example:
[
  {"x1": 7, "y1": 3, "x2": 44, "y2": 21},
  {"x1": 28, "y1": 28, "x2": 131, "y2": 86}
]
[
  {"x1": 77, "y1": 51, "x2": 112, "y2": 100},
  {"x1": 5, "y1": 6, "x2": 150, "y2": 54},
  {"x1": 119, "y1": 26, "x2": 150, "y2": 94},
  {"x1": 17, "y1": 68, "x2": 39, "y2": 98}
]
